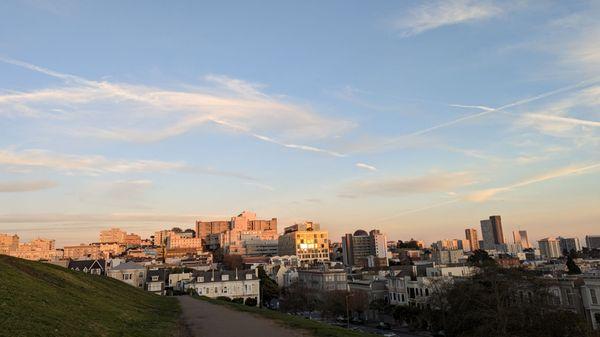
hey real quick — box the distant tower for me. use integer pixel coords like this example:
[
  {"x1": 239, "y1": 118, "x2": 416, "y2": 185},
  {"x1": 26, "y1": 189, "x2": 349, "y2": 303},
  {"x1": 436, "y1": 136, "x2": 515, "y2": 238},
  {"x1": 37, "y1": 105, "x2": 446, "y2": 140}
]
[
  {"x1": 480, "y1": 215, "x2": 504, "y2": 250},
  {"x1": 513, "y1": 230, "x2": 531, "y2": 249},
  {"x1": 465, "y1": 228, "x2": 479, "y2": 251}
]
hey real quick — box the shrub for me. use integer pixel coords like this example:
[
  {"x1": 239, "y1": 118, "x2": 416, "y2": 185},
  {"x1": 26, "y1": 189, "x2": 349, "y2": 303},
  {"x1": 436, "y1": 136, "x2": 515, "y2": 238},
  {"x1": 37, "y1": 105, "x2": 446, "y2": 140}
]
[
  {"x1": 244, "y1": 297, "x2": 258, "y2": 306},
  {"x1": 216, "y1": 296, "x2": 232, "y2": 302}
]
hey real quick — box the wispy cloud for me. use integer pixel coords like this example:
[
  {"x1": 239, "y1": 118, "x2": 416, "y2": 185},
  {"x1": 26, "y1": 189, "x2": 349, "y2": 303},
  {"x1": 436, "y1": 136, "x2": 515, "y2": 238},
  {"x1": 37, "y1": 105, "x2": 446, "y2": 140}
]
[
  {"x1": 0, "y1": 57, "x2": 352, "y2": 158},
  {"x1": 342, "y1": 171, "x2": 476, "y2": 197},
  {"x1": 355, "y1": 162, "x2": 377, "y2": 171},
  {"x1": 0, "y1": 148, "x2": 183, "y2": 175},
  {"x1": 376, "y1": 199, "x2": 460, "y2": 222},
  {"x1": 466, "y1": 162, "x2": 600, "y2": 202},
  {"x1": 0, "y1": 148, "x2": 257, "y2": 181},
  {"x1": 390, "y1": 0, "x2": 503, "y2": 37},
  {"x1": 0, "y1": 180, "x2": 57, "y2": 192}
]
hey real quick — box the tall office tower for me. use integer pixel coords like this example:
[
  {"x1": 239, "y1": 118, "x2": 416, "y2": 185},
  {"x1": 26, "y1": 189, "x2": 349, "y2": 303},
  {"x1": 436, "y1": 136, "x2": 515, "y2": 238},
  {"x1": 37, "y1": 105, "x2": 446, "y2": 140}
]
[
  {"x1": 341, "y1": 229, "x2": 388, "y2": 267},
  {"x1": 489, "y1": 215, "x2": 505, "y2": 244},
  {"x1": 586, "y1": 235, "x2": 600, "y2": 249},
  {"x1": 538, "y1": 237, "x2": 562, "y2": 259},
  {"x1": 513, "y1": 230, "x2": 531, "y2": 249},
  {"x1": 465, "y1": 228, "x2": 480, "y2": 251},
  {"x1": 558, "y1": 237, "x2": 581, "y2": 254},
  {"x1": 480, "y1": 215, "x2": 505, "y2": 250},
  {"x1": 369, "y1": 229, "x2": 388, "y2": 259}
]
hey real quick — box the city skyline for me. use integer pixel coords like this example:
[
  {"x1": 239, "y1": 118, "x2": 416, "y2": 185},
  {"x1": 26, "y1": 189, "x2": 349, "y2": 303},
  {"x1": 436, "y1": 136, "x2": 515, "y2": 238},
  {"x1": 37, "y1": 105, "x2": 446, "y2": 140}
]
[{"x1": 1, "y1": 1, "x2": 599, "y2": 246}]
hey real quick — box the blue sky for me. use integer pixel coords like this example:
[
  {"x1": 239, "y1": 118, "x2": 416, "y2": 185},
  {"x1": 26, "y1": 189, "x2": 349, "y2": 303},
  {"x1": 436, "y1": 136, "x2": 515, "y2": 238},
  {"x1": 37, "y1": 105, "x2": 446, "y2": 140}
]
[{"x1": 0, "y1": 0, "x2": 599, "y2": 246}]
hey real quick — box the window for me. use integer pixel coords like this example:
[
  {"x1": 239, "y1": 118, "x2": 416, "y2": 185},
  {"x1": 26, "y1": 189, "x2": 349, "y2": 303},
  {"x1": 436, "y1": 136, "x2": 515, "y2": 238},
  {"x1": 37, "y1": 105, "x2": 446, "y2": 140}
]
[
  {"x1": 591, "y1": 288, "x2": 598, "y2": 305},
  {"x1": 152, "y1": 276, "x2": 159, "y2": 281}
]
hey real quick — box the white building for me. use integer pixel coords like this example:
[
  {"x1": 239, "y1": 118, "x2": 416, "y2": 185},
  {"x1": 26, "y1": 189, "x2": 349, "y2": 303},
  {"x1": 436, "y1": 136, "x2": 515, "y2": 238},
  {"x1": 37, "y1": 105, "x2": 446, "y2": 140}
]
[
  {"x1": 107, "y1": 262, "x2": 146, "y2": 288},
  {"x1": 387, "y1": 274, "x2": 408, "y2": 306},
  {"x1": 426, "y1": 265, "x2": 476, "y2": 277},
  {"x1": 581, "y1": 275, "x2": 600, "y2": 330},
  {"x1": 538, "y1": 237, "x2": 562, "y2": 259},
  {"x1": 180, "y1": 270, "x2": 260, "y2": 306}
]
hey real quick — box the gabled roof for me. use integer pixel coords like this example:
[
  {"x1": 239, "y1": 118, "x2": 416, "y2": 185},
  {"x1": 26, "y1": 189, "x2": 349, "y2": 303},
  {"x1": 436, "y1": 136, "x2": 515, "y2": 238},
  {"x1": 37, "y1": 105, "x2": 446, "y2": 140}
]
[
  {"x1": 68, "y1": 259, "x2": 106, "y2": 271},
  {"x1": 110, "y1": 262, "x2": 145, "y2": 271},
  {"x1": 146, "y1": 268, "x2": 170, "y2": 282}
]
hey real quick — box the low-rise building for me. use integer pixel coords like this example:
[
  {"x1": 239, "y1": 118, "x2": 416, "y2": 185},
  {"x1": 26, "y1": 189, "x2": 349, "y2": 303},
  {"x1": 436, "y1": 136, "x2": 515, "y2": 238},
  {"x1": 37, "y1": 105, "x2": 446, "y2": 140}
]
[
  {"x1": 581, "y1": 275, "x2": 600, "y2": 330},
  {"x1": 63, "y1": 244, "x2": 103, "y2": 260},
  {"x1": 432, "y1": 249, "x2": 464, "y2": 264},
  {"x1": 146, "y1": 268, "x2": 171, "y2": 295},
  {"x1": 180, "y1": 270, "x2": 260, "y2": 305},
  {"x1": 107, "y1": 262, "x2": 146, "y2": 288},
  {"x1": 297, "y1": 266, "x2": 347, "y2": 291},
  {"x1": 68, "y1": 259, "x2": 106, "y2": 275}
]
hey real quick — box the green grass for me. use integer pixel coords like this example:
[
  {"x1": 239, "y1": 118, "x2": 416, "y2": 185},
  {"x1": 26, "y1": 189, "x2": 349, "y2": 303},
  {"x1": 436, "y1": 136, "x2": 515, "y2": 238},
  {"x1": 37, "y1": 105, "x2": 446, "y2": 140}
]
[
  {"x1": 193, "y1": 295, "x2": 380, "y2": 337},
  {"x1": 0, "y1": 255, "x2": 181, "y2": 337}
]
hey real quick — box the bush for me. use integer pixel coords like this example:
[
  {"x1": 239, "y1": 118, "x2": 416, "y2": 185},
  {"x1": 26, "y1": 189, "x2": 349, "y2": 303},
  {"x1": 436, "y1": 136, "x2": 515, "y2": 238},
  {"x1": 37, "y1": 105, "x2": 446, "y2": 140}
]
[
  {"x1": 232, "y1": 298, "x2": 244, "y2": 304},
  {"x1": 216, "y1": 296, "x2": 232, "y2": 302},
  {"x1": 244, "y1": 297, "x2": 258, "y2": 306}
]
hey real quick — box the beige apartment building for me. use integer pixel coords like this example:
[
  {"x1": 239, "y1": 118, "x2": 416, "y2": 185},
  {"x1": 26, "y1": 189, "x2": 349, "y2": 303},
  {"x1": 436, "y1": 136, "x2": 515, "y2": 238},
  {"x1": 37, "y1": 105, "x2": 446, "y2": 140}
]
[
  {"x1": 196, "y1": 211, "x2": 278, "y2": 254},
  {"x1": 278, "y1": 221, "x2": 330, "y2": 263},
  {"x1": 10, "y1": 238, "x2": 61, "y2": 261},
  {"x1": 0, "y1": 233, "x2": 19, "y2": 254},
  {"x1": 63, "y1": 244, "x2": 103, "y2": 260},
  {"x1": 100, "y1": 228, "x2": 141, "y2": 246}
]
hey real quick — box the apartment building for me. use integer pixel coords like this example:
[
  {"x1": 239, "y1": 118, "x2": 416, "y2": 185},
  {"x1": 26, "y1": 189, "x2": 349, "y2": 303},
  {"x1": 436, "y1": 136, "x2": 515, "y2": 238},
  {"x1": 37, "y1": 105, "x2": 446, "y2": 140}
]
[{"x1": 278, "y1": 221, "x2": 329, "y2": 263}]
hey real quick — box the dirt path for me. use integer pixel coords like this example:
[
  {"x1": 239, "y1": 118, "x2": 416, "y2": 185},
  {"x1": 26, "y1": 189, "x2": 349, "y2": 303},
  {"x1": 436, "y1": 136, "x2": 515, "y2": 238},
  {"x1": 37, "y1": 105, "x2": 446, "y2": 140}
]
[{"x1": 177, "y1": 296, "x2": 309, "y2": 337}]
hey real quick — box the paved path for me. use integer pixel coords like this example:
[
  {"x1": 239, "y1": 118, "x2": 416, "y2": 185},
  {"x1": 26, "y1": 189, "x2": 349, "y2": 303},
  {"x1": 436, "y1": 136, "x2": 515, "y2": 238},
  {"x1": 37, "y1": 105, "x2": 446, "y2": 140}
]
[{"x1": 178, "y1": 296, "x2": 308, "y2": 337}]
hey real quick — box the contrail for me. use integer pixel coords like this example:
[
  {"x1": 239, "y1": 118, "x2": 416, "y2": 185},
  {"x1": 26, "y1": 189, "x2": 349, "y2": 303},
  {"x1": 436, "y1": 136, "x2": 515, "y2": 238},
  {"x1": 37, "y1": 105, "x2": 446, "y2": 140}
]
[{"x1": 395, "y1": 76, "x2": 600, "y2": 140}]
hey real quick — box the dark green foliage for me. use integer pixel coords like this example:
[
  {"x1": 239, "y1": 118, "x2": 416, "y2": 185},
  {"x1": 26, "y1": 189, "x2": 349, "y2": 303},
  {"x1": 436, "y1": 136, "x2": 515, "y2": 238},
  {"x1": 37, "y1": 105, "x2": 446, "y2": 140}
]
[
  {"x1": 0, "y1": 255, "x2": 180, "y2": 337},
  {"x1": 257, "y1": 266, "x2": 279, "y2": 306},
  {"x1": 244, "y1": 297, "x2": 257, "y2": 306},
  {"x1": 566, "y1": 255, "x2": 582, "y2": 274},
  {"x1": 467, "y1": 249, "x2": 497, "y2": 267},
  {"x1": 216, "y1": 296, "x2": 232, "y2": 301},
  {"x1": 397, "y1": 240, "x2": 421, "y2": 249},
  {"x1": 424, "y1": 266, "x2": 592, "y2": 337},
  {"x1": 232, "y1": 297, "x2": 244, "y2": 304},
  {"x1": 222, "y1": 254, "x2": 243, "y2": 270}
]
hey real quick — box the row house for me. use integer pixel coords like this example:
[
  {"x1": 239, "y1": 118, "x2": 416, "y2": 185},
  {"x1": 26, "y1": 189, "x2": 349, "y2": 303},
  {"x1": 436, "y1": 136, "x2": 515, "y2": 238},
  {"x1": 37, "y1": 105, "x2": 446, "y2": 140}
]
[{"x1": 177, "y1": 269, "x2": 260, "y2": 306}]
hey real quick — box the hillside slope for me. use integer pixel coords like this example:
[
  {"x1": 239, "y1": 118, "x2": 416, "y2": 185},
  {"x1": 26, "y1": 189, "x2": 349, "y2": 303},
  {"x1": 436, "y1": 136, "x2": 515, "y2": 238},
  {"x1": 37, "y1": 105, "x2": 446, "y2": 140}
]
[{"x1": 0, "y1": 255, "x2": 181, "y2": 337}]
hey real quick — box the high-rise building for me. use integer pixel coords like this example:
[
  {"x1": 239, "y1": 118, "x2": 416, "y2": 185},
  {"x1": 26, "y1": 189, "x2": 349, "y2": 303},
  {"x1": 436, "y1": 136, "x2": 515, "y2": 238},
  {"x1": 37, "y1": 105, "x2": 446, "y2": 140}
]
[
  {"x1": 513, "y1": 230, "x2": 531, "y2": 249},
  {"x1": 585, "y1": 235, "x2": 600, "y2": 249},
  {"x1": 480, "y1": 215, "x2": 505, "y2": 250},
  {"x1": 341, "y1": 229, "x2": 388, "y2": 267},
  {"x1": 196, "y1": 211, "x2": 277, "y2": 254},
  {"x1": 465, "y1": 228, "x2": 479, "y2": 251},
  {"x1": 278, "y1": 221, "x2": 329, "y2": 263},
  {"x1": 558, "y1": 237, "x2": 581, "y2": 253},
  {"x1": 538, "y1": 237, "x2": 561, "y2": 259}
]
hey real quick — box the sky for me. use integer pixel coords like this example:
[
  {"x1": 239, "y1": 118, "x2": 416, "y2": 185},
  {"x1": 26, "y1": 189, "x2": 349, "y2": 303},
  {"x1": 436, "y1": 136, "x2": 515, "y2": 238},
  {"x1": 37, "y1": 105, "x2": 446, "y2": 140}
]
[{"x1": 0, "y1": 0, "x2": 599, "y2": 247}]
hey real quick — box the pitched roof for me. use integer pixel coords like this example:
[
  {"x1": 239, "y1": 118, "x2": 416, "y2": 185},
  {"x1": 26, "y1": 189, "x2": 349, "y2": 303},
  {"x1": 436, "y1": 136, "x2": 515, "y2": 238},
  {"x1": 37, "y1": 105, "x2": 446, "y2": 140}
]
[
  {"x1": 68, "y1": 259, "x2": 106, "y2": 271},
  {"x1": 146, "y1": 268, "x2": 170, "y2": 282},
  {"x1": 110, "y1": 262, "x2": 145, "y2": 270}
]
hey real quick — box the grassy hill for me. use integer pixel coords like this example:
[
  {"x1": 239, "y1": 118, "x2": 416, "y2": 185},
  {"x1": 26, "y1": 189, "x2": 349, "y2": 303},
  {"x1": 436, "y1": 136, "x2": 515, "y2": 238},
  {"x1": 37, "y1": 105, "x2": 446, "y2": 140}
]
[{"x1": 0, "y1": 255, "x2": 181, "y2": 337}]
